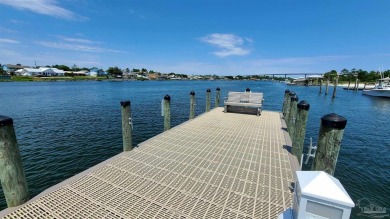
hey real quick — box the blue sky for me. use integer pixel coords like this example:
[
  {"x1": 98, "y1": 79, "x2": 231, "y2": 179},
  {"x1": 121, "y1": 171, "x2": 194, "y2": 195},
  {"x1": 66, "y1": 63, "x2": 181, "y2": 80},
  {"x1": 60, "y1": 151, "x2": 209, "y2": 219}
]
[{"x1": 0, "y1": 0, "x2": 389, "y2": 75}]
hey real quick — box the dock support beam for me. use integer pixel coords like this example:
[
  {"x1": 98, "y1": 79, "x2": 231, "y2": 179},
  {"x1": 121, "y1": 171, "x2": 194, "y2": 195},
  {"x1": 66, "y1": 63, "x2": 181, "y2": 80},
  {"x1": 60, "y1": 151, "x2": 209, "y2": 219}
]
[
  {"x1": 319, "y1": 80, "x2": 322, "y2": 93},
  {"x1": 164, "y1": 95, "x2": 171, "y2": 131},
  {"x1": 284, "y1": 91, "x2": 295, "y2": 124},
  {"x1": 206, "y1": 89, "x2": 211, "y2": 112},
  {"x1": 189, "y1": 91, "x2": 195, "y2": 119},
  {"x1": 325, "y1": 79, "x2": 329, "y2": 95},
  {"x1": 0, "y1": 116, "x2": 29, "y2": 207},
  {"x1": 120, "y1": 101, "x2": 133, "y2": 151},
  {"x1": 287, "y1": 95, "x2": 299, "y2": 138},
  {"x1": 282, "y1": 89, "x2": 290, "y2": 115},
  {"x1": 332, "y1": 76, "x2": 338, "y2": 98},
  {"x1": 312, "y1": 113, "x2": 347, "y2": 175},
  {"x1": 292, "y1": 101, "x2": 310, "y2": 164},
  {"x1": 355, "y1": 78, "x2": 359, "y2": 91},
  {"x1": 215, "y1": 87, "x2": 220, "y2": 108}
]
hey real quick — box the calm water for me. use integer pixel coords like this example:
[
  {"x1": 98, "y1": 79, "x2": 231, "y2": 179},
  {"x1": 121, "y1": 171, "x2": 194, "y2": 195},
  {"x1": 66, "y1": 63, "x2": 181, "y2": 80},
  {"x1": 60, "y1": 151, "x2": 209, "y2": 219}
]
[{"x1": 0, "y1": 80, "x2": 389, "y2": 218}]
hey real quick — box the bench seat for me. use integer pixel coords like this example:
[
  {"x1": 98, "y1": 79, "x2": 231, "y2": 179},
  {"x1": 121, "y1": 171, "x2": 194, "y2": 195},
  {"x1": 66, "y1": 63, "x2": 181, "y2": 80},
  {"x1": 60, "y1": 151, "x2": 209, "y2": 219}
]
[{"x1": 224, "y1": 92, "x2": 264, "y2": 116}]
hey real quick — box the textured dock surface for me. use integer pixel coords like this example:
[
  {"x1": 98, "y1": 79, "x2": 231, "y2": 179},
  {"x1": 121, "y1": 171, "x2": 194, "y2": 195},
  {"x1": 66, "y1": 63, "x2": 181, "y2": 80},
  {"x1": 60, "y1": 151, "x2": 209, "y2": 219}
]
[{"x1": 1, "y1": 108, "x2": 297, "y2": 218}]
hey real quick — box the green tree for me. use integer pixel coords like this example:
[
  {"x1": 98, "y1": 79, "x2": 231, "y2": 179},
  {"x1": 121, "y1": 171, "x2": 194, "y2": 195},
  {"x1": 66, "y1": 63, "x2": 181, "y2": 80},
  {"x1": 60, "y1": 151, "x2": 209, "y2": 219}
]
[
  {"x1": 324, "y1": 70, "x2": 338, "y2": 81},
  {"x1": 107, "y1": 66, "x2": 123, "y2": 76},
  {"x1": 141, "y1": 68, "x2": 148, "y2": 73},
  {"x1": 132, "y1": 68, "x2": 140, "y2": 72},
  {"x1": 52, "y1": 65, "x2": 71, "y2": 71}
]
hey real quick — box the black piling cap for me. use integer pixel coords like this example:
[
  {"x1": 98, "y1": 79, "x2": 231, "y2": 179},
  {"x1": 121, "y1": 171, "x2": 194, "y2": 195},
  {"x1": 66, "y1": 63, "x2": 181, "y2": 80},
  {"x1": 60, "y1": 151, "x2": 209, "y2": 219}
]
[
  {"x1": 285, "y1": 89, "x2": 290, "y2": 94},
  {"x1": 190, "y1": 91, "x2": 195, "y2": 96},
  {"x1": 246, "y1": 88, "x2": 251, "y2": 92},
  {"x1": 0, "y1": 115, "x2": 13, "y2": 127},
  {"x1": 164, "y1": 94, "x2": 171, "y2": 101},
  {"x1": 120, "y1": 100, "x2": 130, "y2": 107},
  {"x1": 206, "y1": 88, "x2": 211, "y2": 92},
  {"x1": 289, "y1": 91, "x2": 296, "y2": 96},
  {"x1": 216, "y1": 87, "x2": 220, "y2": 91},
  {"x1": 297, "y1": 100, "x2": 310, "y2": 111},
  {"x1": 291, "y1": 95, "x2": 299, "y2": 101},
  {"x1": 321, "y1": 113, "x2": 347, "y2": 130}
]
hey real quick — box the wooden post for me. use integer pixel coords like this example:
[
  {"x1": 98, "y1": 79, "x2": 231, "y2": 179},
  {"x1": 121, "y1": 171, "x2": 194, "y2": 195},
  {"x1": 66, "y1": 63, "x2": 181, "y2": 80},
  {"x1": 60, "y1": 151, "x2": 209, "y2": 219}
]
[
  {"x1": 292, "y1": 101, "x2": 310, "y2": 164},
  {"x1": 354, "y1": 78, "x2": 358, "y2": 91},
  {"x1": 287, "y1": 95, "x2": 299, "y2": 137},
  {"x1": 215, "y1": 87, "x2": 220, "y2": 108},
  {"x1": 0, "y1": 116, "x2": 29, "y2": 207},
  {"x1": 332, "y1": 76, "x2": 338, "y2": 98},
  {"x1": 189, "y1": 91, "x2": 195, "y2": 119},
  {"x1": 120, "y1": 101, "x2": 132, "y2": 151},
  {"x1": 284, "y1": 91, "x2": 295, "y2": 124},
  {"x1": 319, "y1": 80, "x2": 322, "y2": 93},
  {"x1": 356, "y1": 78, "x2": 359, "y2": 91},
  {"x1": 325, "y1": 79, "x2": 329, "y2": 95},
  {"x1": 282, "y1": 89, "x2": 290, "y2": 115},
  {"x1": 206, "y1": 89, "x2": 211, "y2": 112},
  {"x1": 312, "y1": 113, "x2": 347, "y2": 175},
  {"x1": 163, "y1": 95, "x2": 171, "y2": 131}
]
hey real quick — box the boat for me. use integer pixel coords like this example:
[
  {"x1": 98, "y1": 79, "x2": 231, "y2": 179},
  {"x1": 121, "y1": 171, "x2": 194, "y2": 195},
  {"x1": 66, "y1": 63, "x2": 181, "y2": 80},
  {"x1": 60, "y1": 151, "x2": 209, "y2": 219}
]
[{"x1": 362, "y1": 77, "x2": 390, "y2": 98}]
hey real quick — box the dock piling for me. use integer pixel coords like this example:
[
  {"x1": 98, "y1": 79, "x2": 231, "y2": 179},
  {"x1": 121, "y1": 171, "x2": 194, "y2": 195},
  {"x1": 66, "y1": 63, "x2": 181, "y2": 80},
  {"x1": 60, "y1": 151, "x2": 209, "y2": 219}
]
[
  {"x1": 356, "y1": 79, "x2": 359, "y2": 91},
  {"x1": 282, "y1": 89, "x2": 290, "y2": 115},
  {"x1": 311, "y1": 113, "x2": 347, "y2": 175},
  {"x1": 120, "y1": 101, "x2": 133, "y2": 151},
  {"x1": 206, "y1": 89, "x2": 211, "y2": 112},
  {"x1": 287, "y1": 95, "x2": 299, "y2": 137},
  {"x1": 319, "y1": 80, "x2": 322, "y2": 93},
  {"x1": 0, "y1": 115, "x2": 29, "y2": 207},
  {"x1": 215, "y1": 87, "x2": 220, "y2": 108},
  {"x1": 189, "y1": 91, "x2": 195, "y2": 119},
  {"x1": 292, "y1": 101, "x2": 310, "y2": 164},
  {"x1": 284, "y1": 91, "x2": 295, "y2": 124},
  {"x1": 325, "y1": 79, "x2": 329, "y2": 95},
  {"x1": 332, "y1": 76, "x2": 338, "y2": 98},
  {"x1": 163, "y1": 95, "x2": 171, "y2": 131}
]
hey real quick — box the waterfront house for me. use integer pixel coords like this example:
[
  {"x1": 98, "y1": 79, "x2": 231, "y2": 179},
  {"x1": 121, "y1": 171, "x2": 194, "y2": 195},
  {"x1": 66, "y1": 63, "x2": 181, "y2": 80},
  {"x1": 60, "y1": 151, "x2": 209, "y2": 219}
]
[
  {"x1": 89, "y1": 68, "x2": 106, "y2": 77},
  {"x1": 2, "y1": 64, "x2": 31, "y2": 74},
  {"x1": 73, "y1": 70, "x2": 88, "y2": 76},
  {"x1": 15, "y1": 67, "x2": 63, "y2": 77},
  {"x1": 51, "y1": 68, "x2": 65, "y2": 76}
]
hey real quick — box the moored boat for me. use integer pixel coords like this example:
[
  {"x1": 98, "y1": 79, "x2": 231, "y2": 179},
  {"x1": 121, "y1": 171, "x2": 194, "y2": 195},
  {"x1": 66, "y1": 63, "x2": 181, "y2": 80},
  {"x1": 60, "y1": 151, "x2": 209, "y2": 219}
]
[{"x1": 362, "y1": 77, "x2": 390, "y2": 98}]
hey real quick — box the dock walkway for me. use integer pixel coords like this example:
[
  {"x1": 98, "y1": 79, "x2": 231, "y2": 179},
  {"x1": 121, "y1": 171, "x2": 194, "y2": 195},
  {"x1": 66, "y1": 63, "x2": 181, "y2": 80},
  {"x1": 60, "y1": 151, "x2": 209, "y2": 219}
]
[{"x1": 1, "y1": 108, "x2": 298, "y2": 218}]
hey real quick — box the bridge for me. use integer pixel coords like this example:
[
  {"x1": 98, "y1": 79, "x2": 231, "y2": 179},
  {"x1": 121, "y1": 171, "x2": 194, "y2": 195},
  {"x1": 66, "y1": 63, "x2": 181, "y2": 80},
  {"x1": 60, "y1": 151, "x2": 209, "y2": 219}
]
[{"x1": 258, "y1": 73, "x2": 324, "y2": 78}]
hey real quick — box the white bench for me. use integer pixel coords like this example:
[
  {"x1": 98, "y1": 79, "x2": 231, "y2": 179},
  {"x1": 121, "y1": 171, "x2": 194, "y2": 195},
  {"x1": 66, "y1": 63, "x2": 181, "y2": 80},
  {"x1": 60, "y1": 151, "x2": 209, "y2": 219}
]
[{"x1": 224, "y1": 92, "x2": 264, "y2": 116}]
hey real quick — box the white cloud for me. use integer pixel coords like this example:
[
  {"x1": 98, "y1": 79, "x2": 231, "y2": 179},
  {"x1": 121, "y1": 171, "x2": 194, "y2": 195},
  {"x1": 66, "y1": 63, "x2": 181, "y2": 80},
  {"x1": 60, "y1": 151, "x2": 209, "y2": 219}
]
[
  {"x1": 53, "y1": 35, "x2": 95, "y2": 44},
  {"x1": 36, "y1": 41, "x2": 124, "y2": 53},
  {"x1": 0, "y1": 38, "x2": 20, "y2": 44},
  {"x1": 0, "y1": 0, "x2": 87, "y2": 20},
  {"x1": 200, "y1": 33, "x2": 252, "y2": 57}
]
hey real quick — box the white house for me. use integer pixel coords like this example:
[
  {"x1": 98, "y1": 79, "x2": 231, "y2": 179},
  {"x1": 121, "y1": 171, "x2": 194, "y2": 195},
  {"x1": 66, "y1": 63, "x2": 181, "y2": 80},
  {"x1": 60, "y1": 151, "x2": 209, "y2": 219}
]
[
  {"x1": 15, "y1": 67, "x2": 62, "y2": 77},
  {"x1": 50, "y1": 68, "x2": 65, "y2": 76},
  {"x1": 88, "y1": 68, "x2": 106, "y2": 77}
]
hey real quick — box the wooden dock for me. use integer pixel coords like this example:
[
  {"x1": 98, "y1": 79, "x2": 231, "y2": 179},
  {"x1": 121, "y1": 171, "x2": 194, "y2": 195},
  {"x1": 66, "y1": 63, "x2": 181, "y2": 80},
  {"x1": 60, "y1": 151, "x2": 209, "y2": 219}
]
[{"x1": 0, "y1": 108, "x2": 298, "y2": 218}]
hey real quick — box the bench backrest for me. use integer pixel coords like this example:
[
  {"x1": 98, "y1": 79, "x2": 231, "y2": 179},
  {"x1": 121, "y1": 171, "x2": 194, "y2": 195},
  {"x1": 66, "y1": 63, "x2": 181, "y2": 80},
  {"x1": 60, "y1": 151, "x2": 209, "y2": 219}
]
[{"x1": 227, "y1": 92, "x2": 263, "y2": 104}]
